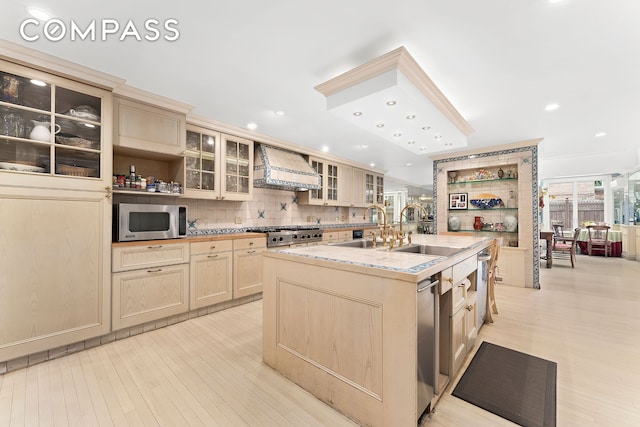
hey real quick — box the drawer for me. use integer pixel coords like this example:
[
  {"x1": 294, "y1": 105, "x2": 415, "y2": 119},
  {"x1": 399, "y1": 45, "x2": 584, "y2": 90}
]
[
  {"x1": 452, "y1": 255, "x2": 477, "y2": 283},
  {"x1": 233, "y1": 237, "x2": 266, "y2": 251},
  {"x1": 439, "y1": 267, "x2": 453, "y2": 295},
  {"x1": 112, "y1": 242, "x2": 190, "y2": 272},
  {"x1": 191, "y1": 240, "x2": 233, "y2": 255}
]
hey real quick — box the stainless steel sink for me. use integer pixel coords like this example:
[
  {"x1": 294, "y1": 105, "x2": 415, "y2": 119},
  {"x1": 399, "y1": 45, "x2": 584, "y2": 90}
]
[
  {"x1": 330, "y1": 239, "x2": 376, "y2": 248},
  {"x1": 392, "y1": 244, "x2": 462, "y2": 256}
]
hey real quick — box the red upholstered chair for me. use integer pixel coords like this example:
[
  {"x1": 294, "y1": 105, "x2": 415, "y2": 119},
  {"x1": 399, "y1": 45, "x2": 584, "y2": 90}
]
[
  {"x1": 552, "y1": 227, "x2": 580, "y2": 267},
  {"x1": 587, "y1": 225, "x2": 611, "y2": 257}
]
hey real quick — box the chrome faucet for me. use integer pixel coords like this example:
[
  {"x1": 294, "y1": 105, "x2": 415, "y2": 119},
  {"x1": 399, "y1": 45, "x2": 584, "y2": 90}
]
[
  {"x1": 399, "y1": 203, "x2": 429, "y2": 246},
  {"x1": 363, "y1": 204, "x2": 388, "y2": 246}
]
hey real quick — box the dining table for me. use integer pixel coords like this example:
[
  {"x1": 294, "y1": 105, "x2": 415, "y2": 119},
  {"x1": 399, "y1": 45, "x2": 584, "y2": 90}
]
[{"x1": 575, "y1": 228, "x2": 623, "y2": 257}]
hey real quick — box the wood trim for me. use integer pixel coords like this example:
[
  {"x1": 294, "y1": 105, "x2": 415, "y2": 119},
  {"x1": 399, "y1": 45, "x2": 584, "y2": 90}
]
[
  {"x1": 314, "y1": 46, "x2": 474, "y2": 136},
  {"x1": 0, "y1": 39, "x2": 125, "y2": 89}
]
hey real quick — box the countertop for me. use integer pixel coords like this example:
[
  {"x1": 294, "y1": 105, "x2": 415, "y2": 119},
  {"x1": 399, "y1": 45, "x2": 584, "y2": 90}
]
[
  {"x1": 111, "y1": 232, "x2": 267, "y2": 248},
  {"x1": 263, "y1": 234, "x2": 493, "y2": 283}
]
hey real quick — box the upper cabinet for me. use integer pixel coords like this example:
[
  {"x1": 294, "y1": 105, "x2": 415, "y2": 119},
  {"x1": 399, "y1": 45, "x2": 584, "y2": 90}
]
[
  {"x1": 183, "y1": 123, "x2": 253, "y2": 201},
  {"x1": 365, "y1": 172, "x2": 384, "y2": 206},
  {"x1": 298, "y1": 157, "x2": 345, "y2": 206},
  {"x1": 113, "y1": 96, "x2": 186, "y2": 157},
  {"x1": 1, "y1": 60, "x2": 111, "y2": 191}
]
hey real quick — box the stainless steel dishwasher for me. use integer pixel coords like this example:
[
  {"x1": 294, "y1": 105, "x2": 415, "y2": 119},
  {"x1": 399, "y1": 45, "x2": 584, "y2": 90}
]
[{"x1": 417, "y1": 276, "x2": 439, "y2": 421}]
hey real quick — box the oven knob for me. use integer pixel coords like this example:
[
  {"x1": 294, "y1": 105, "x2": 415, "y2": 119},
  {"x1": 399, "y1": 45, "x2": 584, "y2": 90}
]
[
  {"x1": 279, "y1": 236, "x2": 284, "y2": 241},
  {"x1": 271, "y1": 237, "x2": 277, "y2": 243},
  {"x1": 293, "y1": 234, "x2": 298, "y2": 239}
]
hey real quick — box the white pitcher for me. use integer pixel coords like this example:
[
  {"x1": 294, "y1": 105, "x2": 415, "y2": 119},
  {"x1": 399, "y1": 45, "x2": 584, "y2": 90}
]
[{"x1": 29, "y1": 120, "x2": 61, "y2": 142}]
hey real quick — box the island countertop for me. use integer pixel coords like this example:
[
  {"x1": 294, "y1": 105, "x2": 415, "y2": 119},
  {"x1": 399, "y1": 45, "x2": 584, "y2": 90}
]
[{"x1": 263, "y1": 234, "x2": 494, "y2": 283}]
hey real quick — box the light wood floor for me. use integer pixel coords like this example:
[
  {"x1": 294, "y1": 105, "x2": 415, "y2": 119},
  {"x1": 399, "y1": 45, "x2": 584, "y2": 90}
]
[{"x1": 2, "y1": 255, "x2": 640, "y2": 426}]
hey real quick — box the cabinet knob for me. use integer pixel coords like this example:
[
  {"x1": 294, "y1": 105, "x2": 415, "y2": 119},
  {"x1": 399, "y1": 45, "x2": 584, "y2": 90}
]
[
  {"x1": 466, "y1": 305, "x2": 473, "y2": 311},
  {"x1": 444, "y1": 277, "x2": 453, "y2": 284}
]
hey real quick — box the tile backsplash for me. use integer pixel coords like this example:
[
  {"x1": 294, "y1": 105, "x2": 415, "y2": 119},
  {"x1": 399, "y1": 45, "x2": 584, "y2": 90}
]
[{"x1": 114, "y1": 187, "x2": 373, "y2": 230}]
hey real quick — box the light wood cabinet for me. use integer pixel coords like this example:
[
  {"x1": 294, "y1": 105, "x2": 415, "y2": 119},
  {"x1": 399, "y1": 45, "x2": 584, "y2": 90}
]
[
  {"x1": 0, "y1": 60, "x2": 112, "y2": 363},
  {"x1": 183, "y1": 125, "x2": 254, "y2": 201},
  {"x1": 233, "y1": 237, "x2": 266, "y2": 298},
  {"x1": 111, "y1": 242, "x2": 190, "y2": 330},
  {"x1": 348, "y1": 167, "x2": 366, "y2": 208},
  {"x1": 298, "y1": 157, "x2": 343, "y2": 206},
  {"x1": 365, "y1": 172, "x2": 384, "y2": 205},
  {"x1": 0, "y1": 186, "x2": 111, "y2": 362},
  {"x1": 322, "y1": 230, "x2": 352, "y2": 243},
  {"x1": 190, "y1": 240, "x2": 233, "y2": 308},
  {"x1": 113, "y1": 97, "x2": 186, "y2": 157},
  {"x1": 440, "y1": 255, "x2": 478, "y2": 377}
]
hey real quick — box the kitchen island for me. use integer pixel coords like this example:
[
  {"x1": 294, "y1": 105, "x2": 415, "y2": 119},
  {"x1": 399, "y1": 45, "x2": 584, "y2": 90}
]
[{"x1": 262, "y1": 234, "x2": 493, "y2": 426}]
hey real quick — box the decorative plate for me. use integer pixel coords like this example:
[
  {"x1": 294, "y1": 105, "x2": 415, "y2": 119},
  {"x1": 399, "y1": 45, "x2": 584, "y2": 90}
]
[
  {"x1": 470, "y1": 193, "x2": 503, "y2": 209},
  {"x1": 0, "y1": 162, "x2": 45, "y2": 173}
]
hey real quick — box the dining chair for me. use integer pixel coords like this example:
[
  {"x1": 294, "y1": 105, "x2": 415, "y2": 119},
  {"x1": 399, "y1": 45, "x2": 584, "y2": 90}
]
[
  {"x1": 587, "y1": 225, "x2": 611, "y2": 257},
  {"x1": 552, "y1": 227, "x2": 580, "y2": 267}
]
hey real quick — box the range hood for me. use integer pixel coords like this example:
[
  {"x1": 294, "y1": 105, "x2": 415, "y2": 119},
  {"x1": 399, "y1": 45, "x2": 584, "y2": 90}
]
[{"x1": 253, "y1": 144, "x2": 322, "y2": 191}]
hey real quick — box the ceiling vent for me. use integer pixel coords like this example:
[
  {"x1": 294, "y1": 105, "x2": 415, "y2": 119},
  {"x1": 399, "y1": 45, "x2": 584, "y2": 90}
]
[{"x1": 253, "y1": 144, "x2": 322, "y2": 191}]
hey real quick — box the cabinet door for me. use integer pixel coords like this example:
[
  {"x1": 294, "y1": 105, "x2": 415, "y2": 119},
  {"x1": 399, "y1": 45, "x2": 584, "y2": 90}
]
[
  {"x1": 113, "y1": 97, "x2": 186, "y2": 156},
  {"x1": 450, "y1": 307, "x2": 467, "y2": 375},
  {"x1": 326, "y1": 163, "x2": 339, "y2": 206},
  {"x1": 298, "y1": 157, "x2": 325, "y2": 205},
  {"x1": 190, "y1": 251, "x2": 233, "y2": 308},
  {"x1": 349, "y1": 168, "x2": 365, "y2": 207},
  {"x1": 0, "y1": 186, "x2": 111, "y2": 362},
  {"x1": 184, "y1": 126, "x2": 221, "y2": 199},
  {"x1": 221, "y1": 134, "x2": 253, "y2": 201},
  {"x1": 465, "y1": 292, "x2": 478, "y2": 349},
  {"x1": 112, "y1": 263, "x2": 189, "y2": 330},
  {"x1": 1, "y1": 61, "x2": 111, "y2": 191},
  {"x1": 112, "y1": 242, "x2": 190, "y2": 273},
  {"x1": 337, "y1": 164, "x2": 353, "y2": 206},
  {"x1": 375, "y1": 175, "x2": 384, "y2": 204},
  {"x1": 233, "y1": 246, "x2": 265, "y2": 298}
]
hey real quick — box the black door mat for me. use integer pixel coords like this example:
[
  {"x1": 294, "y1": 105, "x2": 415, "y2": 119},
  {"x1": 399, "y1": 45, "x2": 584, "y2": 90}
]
[{"x1": 452, "y1": 341, "x2": 557, "y2": 427}]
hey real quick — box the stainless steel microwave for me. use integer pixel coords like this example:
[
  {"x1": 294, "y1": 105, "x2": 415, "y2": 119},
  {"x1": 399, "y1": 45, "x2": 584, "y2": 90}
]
[{"x1": 113, "y1": 203, "x2": 188, "y2": 242}]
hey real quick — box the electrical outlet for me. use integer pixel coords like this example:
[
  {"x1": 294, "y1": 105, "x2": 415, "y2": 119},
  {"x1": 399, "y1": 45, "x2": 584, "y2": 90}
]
[{"x1": 235, "y1": 217, "x2": 242, "y2": 224}]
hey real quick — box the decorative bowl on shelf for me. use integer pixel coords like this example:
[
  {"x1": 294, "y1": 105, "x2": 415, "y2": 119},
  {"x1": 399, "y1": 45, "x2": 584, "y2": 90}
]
[{"x1": 470, "y1": 198, "x2": 504, "y2": 209}]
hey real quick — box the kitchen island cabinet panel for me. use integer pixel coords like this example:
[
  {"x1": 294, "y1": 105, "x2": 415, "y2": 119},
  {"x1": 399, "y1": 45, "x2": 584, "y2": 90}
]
[
  {"x1": 0, "y1": 186, "x2": 110, "y2": 362},
  {"x1": 112, "y1": 242, "x2": 190, "y2": 273},
  {"x1": 233, "y1": 238, "x2": 266, "y2": 298}
]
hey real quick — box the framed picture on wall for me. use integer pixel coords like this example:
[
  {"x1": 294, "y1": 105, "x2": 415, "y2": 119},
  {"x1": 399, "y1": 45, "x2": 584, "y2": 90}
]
[{"x1": 449, "y1": 192, "x2": 468, "y2": 210}]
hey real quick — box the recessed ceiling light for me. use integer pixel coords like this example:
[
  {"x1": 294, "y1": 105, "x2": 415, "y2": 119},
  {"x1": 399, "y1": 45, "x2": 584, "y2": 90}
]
[
  {"x1": 545, "y1": 103, "x2": 559, "y2": 111},
  {"x1": 274, "y1": 110, "x2": 285, "y2": 116},
  {"x1": 444, "y1": 142, "x2": 453, "y2": 146},
  {"x1": 376, "y1": 123, "x2": 385, "y2": 128},
  {"x1": 246, "y1": 122, "x2": 258, "y2": 130},
  {"x1": 406, "y1": 115, "x2": 415, "y2": 120},
  {"x1": 434, "y1": 135, "x2": 442, "y2": 140},
  {"x1": 393, "y1": 133, "x2": 402, "y2": 137},
  {"x1": 30, "y1": 79, "x2": 46, "y2": 87},
  {"x1": 407, "y1": 141, "x2": 415, "y2": 145},
  {"x1": 594, "y1": 132, "x2": 607, "y2": 137},
  {"x1": 405, "y1": 162, "x2": 413, "y2": 167},
  {"x1": 358, "y1": 144, "x2": 368, "y2": 149},
  {"x1": 386, "y1": 101, "x2": 396, "y2": 106},
  {"x1": 26, "y1": 7, "x2": 51, "y2": 21},
  {"x1": 419, "y1": 147, "x2": 427, "y2": 152},
  {"x1": 422, "y1": 126, "x2": 431, "y2": 130},
  {"x1": 321, "y1": 145, "x2": 330, "y2": 152},
  {"x1": 353, "y1": 111, "x2": 362, "y2": 116},
  {"x1": 370, "y1": 162, "x2": 375, "y2": 167}
]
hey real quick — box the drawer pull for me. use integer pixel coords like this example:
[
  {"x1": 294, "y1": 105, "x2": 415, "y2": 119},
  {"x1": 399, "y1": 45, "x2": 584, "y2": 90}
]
[
  {"x1": 147, "y1": 268, "x2": 162, "y2": 273},
  {"x1": 211, "y1": 245, "x2": 216, "y2": 249},
  {"x1": 444, "y1": 277, "x2": 453, "y2": 284},
  {"x1": 208, "y1": 254, "x2": 219, "y2": 258},
  {"x1": 147, "y1": 245, "x2": 163, "y2": 249},
  {"x1": 247, "y1": 250, "x2": 256, "y2": 254}
]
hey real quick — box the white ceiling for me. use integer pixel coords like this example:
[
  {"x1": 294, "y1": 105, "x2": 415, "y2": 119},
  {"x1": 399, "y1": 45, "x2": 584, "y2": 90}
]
[{"x1": 2, "y1": 0, "x2": 639, "y2": 188}]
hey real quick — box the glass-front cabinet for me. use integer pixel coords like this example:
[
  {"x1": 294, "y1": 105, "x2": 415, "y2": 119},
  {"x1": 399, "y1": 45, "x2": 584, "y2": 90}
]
[
  {"x1": 1, "y1": 61, "x2": 108, "y2": 189},
  {"x1": 222, "y1": 134, "x2": 253, "y2": 200},
  {"x1": 183, "y1": 124, "x2": 253, "y2": 201}
]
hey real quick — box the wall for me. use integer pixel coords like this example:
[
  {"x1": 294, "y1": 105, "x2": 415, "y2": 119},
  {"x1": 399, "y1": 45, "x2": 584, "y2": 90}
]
[
  {"x1": 432, "y1": 140, "x2": 540, "y2": 289},
  {"x1": 114, "y1": 187, "x2": 375, "y2": 231}
]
